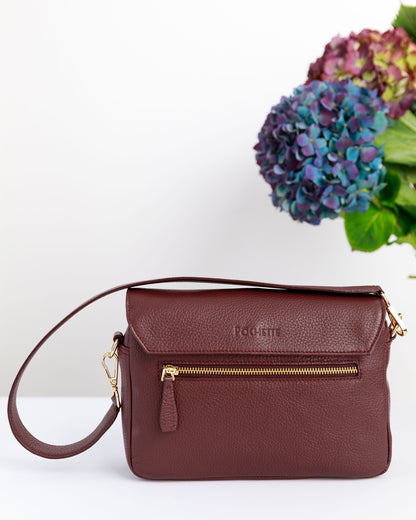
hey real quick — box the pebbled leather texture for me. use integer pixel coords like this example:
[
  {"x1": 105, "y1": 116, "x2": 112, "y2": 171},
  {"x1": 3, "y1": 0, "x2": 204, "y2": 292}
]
[
  {"x1": 8, "y1": 276, "x2": 392, "y2": 475},
  {"x1": 120, "y1": 286, "x2": 392, "y2": 480},
  {"x1": 126, "y1": 289, "x2": 385, "y2": 355}
]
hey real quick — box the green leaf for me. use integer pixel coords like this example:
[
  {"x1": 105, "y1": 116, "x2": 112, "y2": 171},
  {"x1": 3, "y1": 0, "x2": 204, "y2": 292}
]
[
  {"x1": 375, "y1": 111, "x2": 416, "y2": 165},
  {"x1": 400, "y1": 110, "x2": 416, "y2": 132},
  {"x1": 384, "y1": 162, "x2": 416, "y2": 183},
  {"x1": 344, "y1": 204, "x2": 396, "y2": 252},
  {"x1": 394, "y1": 207, "x2": 413, "y2": 236},
  {"x1": 378, "y1": 171, "x2": 401, "y2": 202},
  {"x1": 395, "y1": 177, "x2": 416, "y2": 219},
  {"x1": 393, "y1": 4, "x2": 416, "y2": 42},
  {"x1": 395, "y1": 224, "x2": 416, "y2": 249}
]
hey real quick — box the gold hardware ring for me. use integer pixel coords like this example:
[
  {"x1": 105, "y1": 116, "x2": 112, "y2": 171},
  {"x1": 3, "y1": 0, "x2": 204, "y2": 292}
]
[
  {"x1": 102, "y1": 338, "x2": 120, "y2": 408},
  {"x1": 381, "y1": 292, "x2": 407, "y2": 338}
]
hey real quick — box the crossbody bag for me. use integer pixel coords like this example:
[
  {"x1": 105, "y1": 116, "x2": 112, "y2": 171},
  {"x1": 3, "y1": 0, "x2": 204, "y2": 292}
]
[{"x1": 8, "y1": 276, "x2": 407, "y2": 479}]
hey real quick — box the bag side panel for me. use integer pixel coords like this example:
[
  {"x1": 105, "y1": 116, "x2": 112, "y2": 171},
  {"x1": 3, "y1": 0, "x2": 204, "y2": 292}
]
[{"x1": 118, "y1": 343, "x2": 134, "y2": 475}]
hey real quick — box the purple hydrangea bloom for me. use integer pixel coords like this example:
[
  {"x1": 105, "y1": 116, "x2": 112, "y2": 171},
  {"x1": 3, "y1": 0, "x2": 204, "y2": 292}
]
[
  {"x1": 307, "y1": 28, "x2": 416, "y2": 119},
  {"x1": 254, "y1": 80, "x2": 388, "y2": 225}
]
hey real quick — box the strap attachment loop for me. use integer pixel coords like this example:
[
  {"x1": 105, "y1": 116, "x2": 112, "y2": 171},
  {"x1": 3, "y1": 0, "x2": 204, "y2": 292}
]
[
  {"x1": 102, "y1": 338, "x2": 120, "y2": 409},
  {"x1": 380, "y1": 292, "x2": 407, "y2": 338}
]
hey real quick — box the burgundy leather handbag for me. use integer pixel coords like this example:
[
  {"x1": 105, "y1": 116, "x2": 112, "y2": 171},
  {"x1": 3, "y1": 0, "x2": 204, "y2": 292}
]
[{"x1": 8, "y1": 276, "x2": 407, "y2": 479}]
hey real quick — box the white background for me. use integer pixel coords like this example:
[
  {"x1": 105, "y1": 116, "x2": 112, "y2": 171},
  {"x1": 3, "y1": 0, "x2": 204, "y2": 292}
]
[{"x1": 1, "y1": 1, "x2": 415, "y2": 518}]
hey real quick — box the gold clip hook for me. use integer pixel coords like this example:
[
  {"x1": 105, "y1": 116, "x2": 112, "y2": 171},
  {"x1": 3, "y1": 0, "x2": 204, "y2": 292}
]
[
  {"x1": 381, "y1": 292, "x2": 407, "y2": 338},
  {"x1": 102, "y1": 338, "x2": 120, "y2": 408}
]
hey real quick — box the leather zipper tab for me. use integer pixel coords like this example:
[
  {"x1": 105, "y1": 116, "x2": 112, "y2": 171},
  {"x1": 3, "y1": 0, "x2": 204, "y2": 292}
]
[{"x1": 160, "y1": 375, "x2": 178, "y2": 433}]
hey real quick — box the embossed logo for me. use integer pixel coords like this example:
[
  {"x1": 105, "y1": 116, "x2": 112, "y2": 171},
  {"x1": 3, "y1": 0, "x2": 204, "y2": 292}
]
[{"x1": 234, "y1": 326, "x2": 280, "y2": 337}]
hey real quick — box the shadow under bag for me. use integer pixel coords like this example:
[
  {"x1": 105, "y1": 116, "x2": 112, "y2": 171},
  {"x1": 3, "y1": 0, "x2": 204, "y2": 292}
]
[{"x1": 8, "y1": 277, "x2": 407, "y2": 479}]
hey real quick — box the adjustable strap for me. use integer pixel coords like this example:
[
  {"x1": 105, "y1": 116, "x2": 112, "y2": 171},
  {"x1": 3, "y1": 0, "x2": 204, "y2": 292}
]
[{"x1": 8, "y1": 276, "x2": 384, "y2": 459}]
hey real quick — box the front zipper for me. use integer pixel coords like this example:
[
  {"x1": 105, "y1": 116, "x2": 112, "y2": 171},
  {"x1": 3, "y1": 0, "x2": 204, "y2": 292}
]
[
  {"x1": 161, "y1": 363, "x2": 358, "y2": 380},
  {"x1": 159, "y1": 363, "x2": 358, "y2": 433}
]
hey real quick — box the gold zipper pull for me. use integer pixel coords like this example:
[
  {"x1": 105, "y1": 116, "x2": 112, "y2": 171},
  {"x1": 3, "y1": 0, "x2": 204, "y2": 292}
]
[
  {"x1": 160, "y1": 365, "x2": 179, "y2": 432},
  {"x1": 381, "y1": 292, "x2": 407, "y2": 338},
  {"x1": 161, "y1": 365, "x2": 179, "y2": 381}
]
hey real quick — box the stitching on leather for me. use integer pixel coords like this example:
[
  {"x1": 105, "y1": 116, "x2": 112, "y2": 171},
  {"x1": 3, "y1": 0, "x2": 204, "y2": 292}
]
[
  {"x1": 384, "y1": 340, "x2": 392, "y2": 473},
  {"x1": 157, "y1": 357, "x2": 361, "y2": 366},
  {"x1": 366, "y1": 296, "x2": 388, "y2": 353},
  {"x1": 168, "y1": 374, "x2": 362, "y2": 383},
  {"x1": 126, "y1": 292, "x2": 386, "y2": 356},
  {"x1": 119, "y1": 344, "x2": 134, "y2": 473}
]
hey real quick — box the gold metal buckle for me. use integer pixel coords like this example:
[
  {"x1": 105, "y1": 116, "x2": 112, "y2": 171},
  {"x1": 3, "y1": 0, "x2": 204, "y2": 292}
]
[
  {"x1": 102, "y1": 338, "x2": 120, "y2": 408},
  {"x1": 381, "y1": 292, "x2": 407, "y2": 338}
]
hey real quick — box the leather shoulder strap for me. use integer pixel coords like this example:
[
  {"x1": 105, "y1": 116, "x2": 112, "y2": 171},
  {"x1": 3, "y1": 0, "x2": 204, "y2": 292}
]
[{"x1": 8, "y1": 276, "x2": 383, "y2": 459}]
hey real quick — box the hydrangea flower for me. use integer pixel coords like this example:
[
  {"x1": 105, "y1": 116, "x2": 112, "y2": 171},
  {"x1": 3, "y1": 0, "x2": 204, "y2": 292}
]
[
  {"x1": 307, "y1": 27, "x2": 416, "y2": 118},
  {"x1": 254, "y1": 80, "x2": 388, "y2": 225}
]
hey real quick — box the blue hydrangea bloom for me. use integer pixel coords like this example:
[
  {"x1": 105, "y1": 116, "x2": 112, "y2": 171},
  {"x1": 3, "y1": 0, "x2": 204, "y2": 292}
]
[{"x1": 254, "y1": 80, "x2": 388, "y2": 224}]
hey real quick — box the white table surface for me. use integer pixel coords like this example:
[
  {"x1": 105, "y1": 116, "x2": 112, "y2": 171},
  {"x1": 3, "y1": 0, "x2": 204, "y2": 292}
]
[{"x1": 1, "y1": 397, "x2": 415, "y2": 520}]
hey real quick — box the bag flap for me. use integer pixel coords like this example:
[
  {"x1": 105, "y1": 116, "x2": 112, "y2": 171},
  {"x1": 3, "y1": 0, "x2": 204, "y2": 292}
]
[{"x1": 126, "y1": 288, "x2": 386, "y2": 355}]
